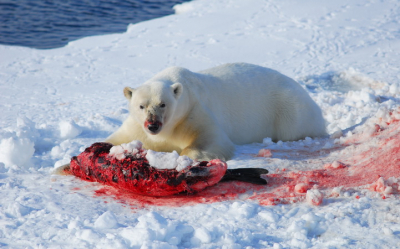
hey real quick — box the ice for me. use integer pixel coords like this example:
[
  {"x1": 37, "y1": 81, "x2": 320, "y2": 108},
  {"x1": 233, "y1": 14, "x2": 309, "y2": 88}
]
[{"x1": 1, "y1": 0, "x2": 400, "y2": 247}]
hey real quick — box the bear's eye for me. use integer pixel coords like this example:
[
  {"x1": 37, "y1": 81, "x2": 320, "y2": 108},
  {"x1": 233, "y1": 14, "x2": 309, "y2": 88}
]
[
  {"x1": 139, "y1": 105, "x2": 144, "y2": 110},
  {"x1": 160, "y1": 103, "x2": 166, "y2": 108}
]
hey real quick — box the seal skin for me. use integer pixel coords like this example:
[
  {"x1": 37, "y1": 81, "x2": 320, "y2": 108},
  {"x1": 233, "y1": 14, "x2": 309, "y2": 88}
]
[
  {"x1": 69, "y1": 142, "x2": 228, "y2": 196},
  {"x1": 67, "y1": 142, "x2": 268, "y2": 196}
]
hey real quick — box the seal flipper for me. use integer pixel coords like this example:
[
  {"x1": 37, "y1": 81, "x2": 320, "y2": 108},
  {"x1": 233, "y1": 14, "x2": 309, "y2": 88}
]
[{"x1": 221, "y1": 168, "x2": 268, "y2": 185}]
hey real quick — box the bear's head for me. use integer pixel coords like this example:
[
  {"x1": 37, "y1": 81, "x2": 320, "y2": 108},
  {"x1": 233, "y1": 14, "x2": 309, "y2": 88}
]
[{"x1": 124, "y1": 81, "x2": 183, "y2": 137}]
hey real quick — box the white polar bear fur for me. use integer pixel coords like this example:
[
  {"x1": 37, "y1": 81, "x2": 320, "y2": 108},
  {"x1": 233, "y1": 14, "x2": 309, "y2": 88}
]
[{"x1": 105, "y1": 63, "x2": 326, "y2": 161}]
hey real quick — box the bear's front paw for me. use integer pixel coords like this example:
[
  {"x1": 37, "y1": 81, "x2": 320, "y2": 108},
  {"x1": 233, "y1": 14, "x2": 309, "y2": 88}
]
[{"x1": 181, "y1": 147, "x2": 228, "y2": 161}]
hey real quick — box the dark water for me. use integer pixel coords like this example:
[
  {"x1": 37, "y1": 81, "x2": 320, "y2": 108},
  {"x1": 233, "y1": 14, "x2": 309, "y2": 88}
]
[{"x1": 0, "y1": 0, "x2": 190, "y2": 49}]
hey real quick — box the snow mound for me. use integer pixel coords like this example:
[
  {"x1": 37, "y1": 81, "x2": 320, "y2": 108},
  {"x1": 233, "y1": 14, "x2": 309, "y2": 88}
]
[
  {"x1": 59, "y1": 120, "x2": 82, "y2": 139},
  {"x1": 109, "y1": 140, "x2": 143, "y2": 160},
  {"x1": 146, "y1": 150, "x2": 194, "y2": 171},
  {"x1": 94, "y1": 211, "x2": 118, "y2": 229},
  {"x1": 306, "y1": 189, "x2": 323, "y2": 206},
  {"x1": 0, "y1": 117, "x2": 38, "y2": 168},
  {"x1": 120, "y1": 212, "x2": 190, "y2": 247},
  {"x1": 0, "y1": 137, "x2": 34, "y2": 168}
]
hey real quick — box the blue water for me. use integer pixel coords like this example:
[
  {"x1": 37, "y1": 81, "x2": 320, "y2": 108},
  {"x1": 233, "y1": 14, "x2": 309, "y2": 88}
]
[{"x1": 0, "y1": 0, "x2": 191, "y2": 49}]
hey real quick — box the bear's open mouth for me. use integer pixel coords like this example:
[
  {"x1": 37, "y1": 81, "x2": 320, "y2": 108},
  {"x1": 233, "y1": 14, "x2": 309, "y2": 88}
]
[{"x1": 144, "y1": 120, "x2": 163, "y2": 135}]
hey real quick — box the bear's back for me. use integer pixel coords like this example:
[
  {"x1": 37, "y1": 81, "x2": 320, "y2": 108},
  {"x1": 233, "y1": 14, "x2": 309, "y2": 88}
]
[{"x1": 148, "y1": 63, "x2": 326, "y2": 144}]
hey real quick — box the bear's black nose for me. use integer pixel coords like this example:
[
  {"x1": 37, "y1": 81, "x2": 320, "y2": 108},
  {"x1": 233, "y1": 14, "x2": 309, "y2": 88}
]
[{"x1": 148, "y1": 123, "x2": 160, "y2": 132}]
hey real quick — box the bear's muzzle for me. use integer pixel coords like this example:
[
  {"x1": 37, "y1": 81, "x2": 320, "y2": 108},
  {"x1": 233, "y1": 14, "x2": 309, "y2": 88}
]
[{"x1": 144, "y1": 120, "x2": 163, "y2": 134}]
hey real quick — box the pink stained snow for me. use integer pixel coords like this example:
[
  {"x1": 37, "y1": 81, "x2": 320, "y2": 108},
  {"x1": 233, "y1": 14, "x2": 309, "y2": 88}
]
[{"x1": 251, "y1": 108, "x2": 400, "y2": 205}]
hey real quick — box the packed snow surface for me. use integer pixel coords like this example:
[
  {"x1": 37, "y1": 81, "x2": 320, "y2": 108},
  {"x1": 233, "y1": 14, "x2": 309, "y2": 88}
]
[{"x1": 1, "y1": 0, "x2": 400, "y2": 248}]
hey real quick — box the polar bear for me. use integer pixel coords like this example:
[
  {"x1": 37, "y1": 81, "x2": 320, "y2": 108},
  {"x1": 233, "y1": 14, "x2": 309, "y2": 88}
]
[{"x1": 105, "y1": 63, "x2": 327, "y2": 161}]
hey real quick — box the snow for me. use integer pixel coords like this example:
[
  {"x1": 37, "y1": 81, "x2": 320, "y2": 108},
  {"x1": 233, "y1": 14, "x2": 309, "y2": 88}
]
[
  {"x1": 59, "y1": 120, "x2": 82, "y2": 139},
  {"x1": 306, "y1": 189, "x2": 324, "y2": 206},
  {"x1": 1, "y1": 0, "x2": 400, "y2": 248},
  {"x1": 108, "y1": 141, "x2": 194, "y2": 171},
  {"x1": 146, "y1": 150, "x2": 179, "y2": 170},
  {"x1": 109, "y1": 141, "x2": 143, "y2": 160},
  {"x1": 94, "y1": 211, "x2": 119, "y2": 229},
  {"x1": 146, "y1": 150, "x2": 194, "y2": 171}
]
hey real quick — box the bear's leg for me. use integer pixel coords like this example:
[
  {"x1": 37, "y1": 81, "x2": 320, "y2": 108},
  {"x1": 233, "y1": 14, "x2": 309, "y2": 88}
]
[
  {"x1": 104, "y1": 118, "x2": 145, "y2": 145},
  {"x1": 181, "y1": 135, "x2": 235, "y2": 161}
]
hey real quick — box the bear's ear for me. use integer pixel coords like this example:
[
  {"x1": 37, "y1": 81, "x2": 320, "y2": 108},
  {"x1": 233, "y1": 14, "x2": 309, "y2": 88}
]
[
  {"x1": 123, "y1": 87, "x2": 135, "y2": 100},
  {"x1": 171, "y1": 83, "x2": 183, "y2": 99}
]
